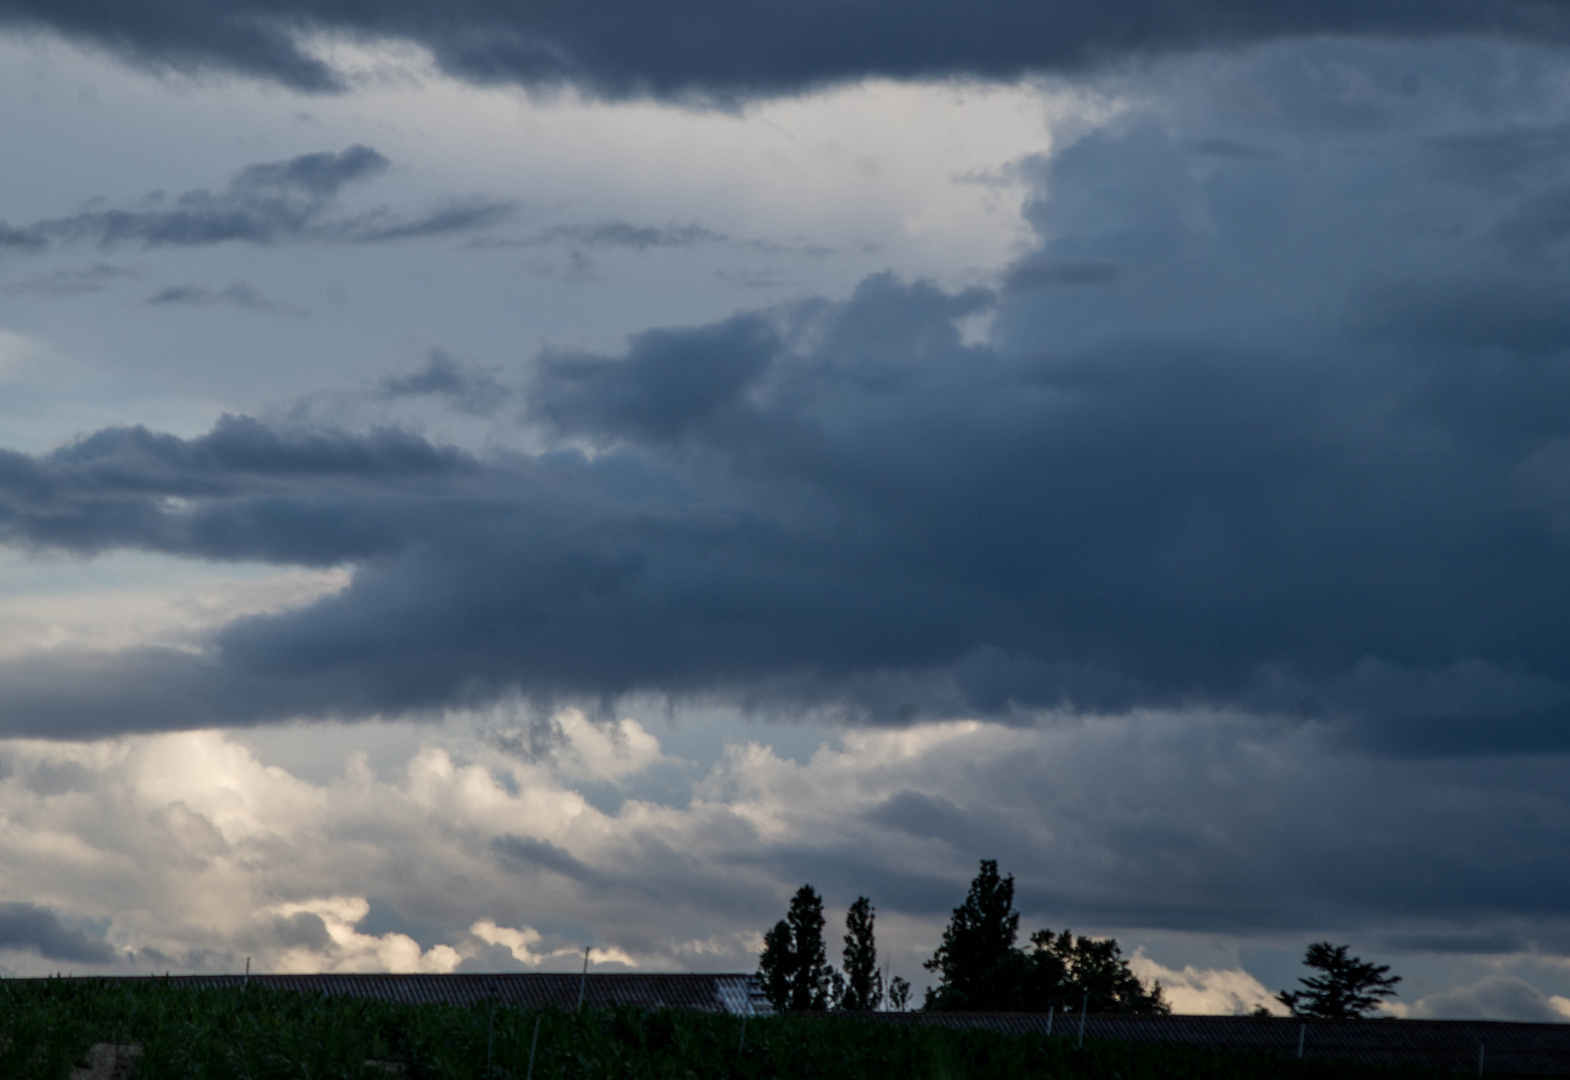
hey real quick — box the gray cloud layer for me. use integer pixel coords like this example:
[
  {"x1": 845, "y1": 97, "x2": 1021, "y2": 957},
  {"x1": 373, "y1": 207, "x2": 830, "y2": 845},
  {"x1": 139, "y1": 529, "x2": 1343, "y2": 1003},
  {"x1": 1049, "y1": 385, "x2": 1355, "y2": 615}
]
[
  {"x1": 1, "y1": 48, "x2": 1569, "y2": 754},
  {"x1": 0, "y1": 0, "x2": 1568, "y2": 98},
  {"x1": 0, "y1": 146, "x2": 510, "y2": 252}
]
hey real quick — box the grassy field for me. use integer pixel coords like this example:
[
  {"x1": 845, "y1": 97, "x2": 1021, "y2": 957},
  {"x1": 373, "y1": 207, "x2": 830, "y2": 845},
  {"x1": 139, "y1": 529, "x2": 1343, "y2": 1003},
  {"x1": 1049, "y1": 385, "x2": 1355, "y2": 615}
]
[{"x1": 0, "y1": 978, "x2": 1439, "y2": 1079}]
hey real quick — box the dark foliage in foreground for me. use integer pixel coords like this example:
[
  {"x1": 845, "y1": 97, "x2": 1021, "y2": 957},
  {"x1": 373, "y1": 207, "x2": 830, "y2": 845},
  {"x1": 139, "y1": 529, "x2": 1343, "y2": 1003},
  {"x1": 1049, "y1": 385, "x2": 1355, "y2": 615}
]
[{"x1": 0, "y1": 978, "x2": 1437, "y2": 1080}]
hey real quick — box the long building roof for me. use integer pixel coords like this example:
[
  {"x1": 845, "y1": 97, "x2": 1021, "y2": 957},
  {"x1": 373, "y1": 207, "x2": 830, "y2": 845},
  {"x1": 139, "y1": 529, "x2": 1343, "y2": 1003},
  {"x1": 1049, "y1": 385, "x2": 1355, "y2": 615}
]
[{"x1": 142, "y1": 972, "x2": 768, "y2": 1015}]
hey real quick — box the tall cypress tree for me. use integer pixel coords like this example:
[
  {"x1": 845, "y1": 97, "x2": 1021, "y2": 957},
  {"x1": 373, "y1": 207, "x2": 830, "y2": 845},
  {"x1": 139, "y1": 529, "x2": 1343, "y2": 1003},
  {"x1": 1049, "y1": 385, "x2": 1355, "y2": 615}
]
[
  {"x1": 840, "y1": 896, "x2": 883, "y2": 1010},
  {"x1": 785, "y1": 884, "x2": 832, "y2": 1010}
]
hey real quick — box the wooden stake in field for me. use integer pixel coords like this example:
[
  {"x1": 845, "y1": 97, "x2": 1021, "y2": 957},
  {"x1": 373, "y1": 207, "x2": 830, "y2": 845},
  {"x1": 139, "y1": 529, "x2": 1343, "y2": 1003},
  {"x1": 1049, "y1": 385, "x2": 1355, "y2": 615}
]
[
  {"x1": 525, "y1": 1014, "x2": 542, "y2": 1080},
  {"x1": 486, "y1": 1000, "x2": 496, "y2": 1074}
]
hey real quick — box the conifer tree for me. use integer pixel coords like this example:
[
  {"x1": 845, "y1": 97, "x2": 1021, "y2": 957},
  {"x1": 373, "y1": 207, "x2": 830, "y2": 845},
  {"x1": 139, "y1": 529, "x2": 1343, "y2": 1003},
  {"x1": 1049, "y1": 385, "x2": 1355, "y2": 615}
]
[
  {"x1": 840, "y1": 896, "x2": 883, "y2": 1010},
  {"x1": 757, "y1": 884, "x2": 837, "y2": 1011},
  {"x1": 779, "y1": 884, "x2": 833, "y2": 1009},
  {"x1": 1278, "y1": 943, "x2": 1400, "y2": 1019},
  {"x1": 757, "y1": 919, "x2": 795, "y2": 1012}
]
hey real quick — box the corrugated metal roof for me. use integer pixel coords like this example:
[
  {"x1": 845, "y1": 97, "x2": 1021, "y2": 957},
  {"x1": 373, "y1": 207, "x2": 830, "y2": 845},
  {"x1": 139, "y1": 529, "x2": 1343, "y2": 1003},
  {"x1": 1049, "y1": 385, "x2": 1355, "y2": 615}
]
[
  {"x1": 82, "y1": 973, "x2": 767, "y2": 1015},
  {"x1": 862, "y1": 1012, "x2": 1570, "y2": 1076}
]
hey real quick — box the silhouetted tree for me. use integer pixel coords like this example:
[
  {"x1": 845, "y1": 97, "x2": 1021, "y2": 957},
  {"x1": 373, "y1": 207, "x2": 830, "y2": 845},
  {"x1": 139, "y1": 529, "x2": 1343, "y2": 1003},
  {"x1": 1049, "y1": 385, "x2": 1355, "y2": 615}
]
[
  {"x1": 888, "y1": 975, "x2": 912, "y2": 1011},
  {"x1": 923, "y1": 859, "x2": 1167, "y2": 1014},
  {"x1": 1031, "y1": 930, "x2": 1169, "y2": 1014},
  {"x1": 1278, "y1": 943, "x2": 1400, "y2": 1019},
  {"x1": 757, "y1": 919, "x2": 795, "y2": 1012},
  {"x1": 840, "y1": 896, "x2": 883, "y2": 1010},
  {"x1": 924, "y1": 859, "x2": 1030, "y2": 1010},
  {"x1": 786, "y1": 885, "x2": 833, "y2": 1009},
  {"x1": 757, "y1": 885, "x2": 835, "y2": 1011}
]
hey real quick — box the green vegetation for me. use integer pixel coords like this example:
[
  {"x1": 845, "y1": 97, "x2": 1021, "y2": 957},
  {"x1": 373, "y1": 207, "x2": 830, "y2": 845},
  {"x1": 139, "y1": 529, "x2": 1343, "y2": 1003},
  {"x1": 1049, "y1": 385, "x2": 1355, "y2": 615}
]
[{"x1": 0, "y1": 977, "x2": 1437, "y2": 1080}]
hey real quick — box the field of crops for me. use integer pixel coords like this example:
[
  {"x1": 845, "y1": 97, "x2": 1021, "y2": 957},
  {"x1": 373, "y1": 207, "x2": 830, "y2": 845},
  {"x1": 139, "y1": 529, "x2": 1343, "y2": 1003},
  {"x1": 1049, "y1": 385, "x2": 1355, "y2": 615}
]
[{"x1": 0, "y1": 978, "x2": 1441, "y2": 1080}]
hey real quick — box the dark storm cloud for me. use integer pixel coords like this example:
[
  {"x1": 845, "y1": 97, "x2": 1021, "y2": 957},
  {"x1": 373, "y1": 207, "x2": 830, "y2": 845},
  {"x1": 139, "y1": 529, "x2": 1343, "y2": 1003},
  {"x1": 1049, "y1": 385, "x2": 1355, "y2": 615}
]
[
  {"x1": 1184, "y1": 137, "x2": 1278, "y2": 159},
  {"x1": 0, "y1": 0, "x2": 1568, "y2": 99},
  {"x1": 1001, "y1": 257, "x2": 1123, "y2": 291},
  {"x1": 378, "y1": 349, "x2": 508, "y2": 414},
  {"x1": 472, "y1": 221, "x2": 813, "y2": 259},
  {"x1": 0, "y1": 146, "x2": 511, "y2": 252},
  {"x1": 510, "y1": 223, "x2": 732, "y2": 251},
  {"x1": 493, "y1": 835, "x2": 605, "y2": 887},
  {"x1": 1421, "y1": 121, "x2": 1570, "y2": 190},
  {"x1": 1, "y1": 263, "x2": 141, "y2": 296},
  {"x1": 4, "y1": 60, "x2": 1570, "y2": 750},
  {"x1": 0, "y1": 902, "x2": 116, "y2": 962},
  {"x1": 529, "y1": 314, "x2": 780, "y2": 443},
  {"x1": 147, "y1": 281, "x2": 307, "y2": 315}
]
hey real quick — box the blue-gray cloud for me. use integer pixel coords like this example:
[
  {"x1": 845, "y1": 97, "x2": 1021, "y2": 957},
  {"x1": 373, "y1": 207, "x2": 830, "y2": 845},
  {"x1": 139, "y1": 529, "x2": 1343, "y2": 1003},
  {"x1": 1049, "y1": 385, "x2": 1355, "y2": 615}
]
[
  {"x1": 0, "y1": 0, "x2": 1567, "y2": 98},
  {"x1": 148, "y1": 281, "x2": 307, "y2": 315},
  {"x1": 0, "y1": 903, "x2": 116, "y2": 963},
  {"x1": 0, "y1": 263, "x2": 142, "y2": 297},
  {"x1": 0, "y1": 47, "x2": 1568, "y2": 758},
  {"x1": 378, "y1": 349, "x2": 508, "y2": 414},
  {"x1": 0, "y1": 146, "x2": 511, "y2": 251}
]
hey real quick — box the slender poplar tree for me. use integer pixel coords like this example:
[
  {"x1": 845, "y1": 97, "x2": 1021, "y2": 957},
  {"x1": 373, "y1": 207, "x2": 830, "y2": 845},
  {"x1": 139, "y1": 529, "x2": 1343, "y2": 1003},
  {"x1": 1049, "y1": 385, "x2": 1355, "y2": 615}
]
[
  {"x1": 840, "y1": 896, "x2": 883, "y2": 1010},
  {"x1": 785, "y1": 884, "x2": 832, "y2": 1010}
]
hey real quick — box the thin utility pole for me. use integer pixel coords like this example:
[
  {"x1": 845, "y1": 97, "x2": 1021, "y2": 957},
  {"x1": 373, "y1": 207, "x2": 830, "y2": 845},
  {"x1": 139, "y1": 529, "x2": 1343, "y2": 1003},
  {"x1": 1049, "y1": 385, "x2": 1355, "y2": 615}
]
[
  {"x1": 1297, "y1": 1024, "x2": 1305, "y2": 1059},
  {"x1": 1046, "y1": 1004, "x2": 1054, "y2": 1036},
  {"x1": 243, "y1": 957, "x2": 250, "y2": 991},
  {"x1": 1478, "y1": 1041, "x2": 1486, "y2": 1077},
  {"x1": 1077, "y1": 992, "x2": 1087, "y2": 1048},
  {"x1": 576, "y1": 946, "x2": 591, "y2": 1012}
]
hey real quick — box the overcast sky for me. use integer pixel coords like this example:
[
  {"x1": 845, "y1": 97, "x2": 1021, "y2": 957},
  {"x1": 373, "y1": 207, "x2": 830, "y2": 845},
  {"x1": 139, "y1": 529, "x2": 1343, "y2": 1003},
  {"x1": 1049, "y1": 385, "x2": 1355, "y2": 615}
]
[{"x1": 2, "y1": 0, "x2": 1570, "y2": 1022}]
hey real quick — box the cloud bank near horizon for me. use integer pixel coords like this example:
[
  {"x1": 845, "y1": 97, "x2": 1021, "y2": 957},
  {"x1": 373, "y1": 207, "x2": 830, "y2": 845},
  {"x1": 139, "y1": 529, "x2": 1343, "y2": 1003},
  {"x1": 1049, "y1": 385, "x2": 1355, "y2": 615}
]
[{"x1": 0, "y1": 709, "x2": 1566, "y2": 1021}]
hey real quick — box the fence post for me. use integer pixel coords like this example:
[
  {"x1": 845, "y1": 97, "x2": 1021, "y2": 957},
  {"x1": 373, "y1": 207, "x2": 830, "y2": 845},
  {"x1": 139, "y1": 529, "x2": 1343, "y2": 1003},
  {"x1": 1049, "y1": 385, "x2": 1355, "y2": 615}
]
[
  {"x1": 525, "y1": 1014, "x2": 542, "y2": 1080},
  {"x1": 487, "y1": 1000, "x2": 496, "y2": 1075}
]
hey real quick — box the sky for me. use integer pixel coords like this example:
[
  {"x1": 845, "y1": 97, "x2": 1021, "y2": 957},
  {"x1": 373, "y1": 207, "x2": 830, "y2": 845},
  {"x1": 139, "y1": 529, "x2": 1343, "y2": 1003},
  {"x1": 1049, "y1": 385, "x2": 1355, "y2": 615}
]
[{"x1": 1, "y1": 0, "x2": 1570, "y2": 1022}]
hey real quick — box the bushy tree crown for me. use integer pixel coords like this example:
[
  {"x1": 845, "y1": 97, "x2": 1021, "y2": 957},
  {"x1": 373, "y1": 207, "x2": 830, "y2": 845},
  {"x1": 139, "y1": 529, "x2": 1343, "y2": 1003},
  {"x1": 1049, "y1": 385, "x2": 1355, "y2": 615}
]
[{"x1": 1278, "y1": 942, "x2": 1400, "y2": 1019}]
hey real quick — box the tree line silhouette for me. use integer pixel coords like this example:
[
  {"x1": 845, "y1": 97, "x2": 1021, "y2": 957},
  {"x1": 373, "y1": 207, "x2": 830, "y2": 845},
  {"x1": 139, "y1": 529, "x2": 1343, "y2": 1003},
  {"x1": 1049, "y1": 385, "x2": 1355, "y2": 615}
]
[{"x1": 759, "y1": 858, "x2": 1401, "y2": 1017}]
